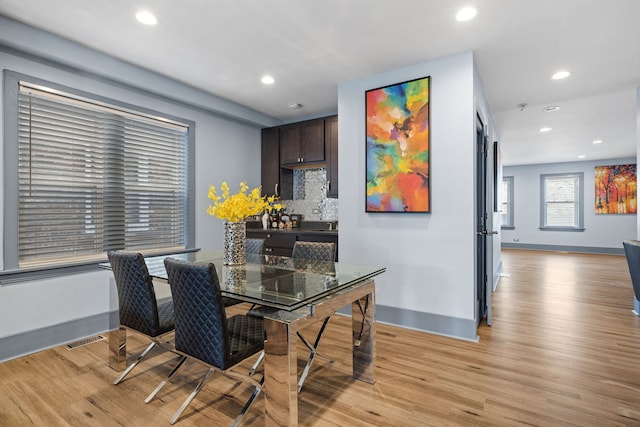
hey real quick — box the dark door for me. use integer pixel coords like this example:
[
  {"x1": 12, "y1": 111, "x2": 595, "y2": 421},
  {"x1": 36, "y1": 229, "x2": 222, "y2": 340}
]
[{"x1": 476, "y1": 116, "x2": 488, "y2": 325}]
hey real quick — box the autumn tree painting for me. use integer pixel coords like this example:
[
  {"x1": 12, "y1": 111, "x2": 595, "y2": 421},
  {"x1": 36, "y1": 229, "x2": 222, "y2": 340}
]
[{"x1": 595, "y1": 164, "x2": 637, "y2": 214}]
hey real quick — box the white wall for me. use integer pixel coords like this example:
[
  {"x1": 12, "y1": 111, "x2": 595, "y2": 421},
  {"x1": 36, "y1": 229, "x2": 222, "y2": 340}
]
[
  {"x1": 0, "y1": 20, "x2": 269, "y2": 360},
  {"x1": 502, "y1": 157, "x2": 637, "y2": 251},
  {"x1": 338, "y1": 52, "x2": 481, "y2": 340}
]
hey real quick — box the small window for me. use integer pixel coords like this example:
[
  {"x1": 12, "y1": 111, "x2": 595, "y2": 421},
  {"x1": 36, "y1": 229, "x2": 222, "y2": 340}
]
[
  {"x1": 540, "y1": 173, "x2": 584, "y2": 231},
  {"x1": 501, "y1": 176, "x2": 514, "y2": 228}
]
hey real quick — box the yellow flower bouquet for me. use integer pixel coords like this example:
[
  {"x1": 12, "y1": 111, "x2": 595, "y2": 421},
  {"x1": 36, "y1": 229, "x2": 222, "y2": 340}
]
[{"x1": 207, "y1": 181, "x2": 283, "y2": 222}]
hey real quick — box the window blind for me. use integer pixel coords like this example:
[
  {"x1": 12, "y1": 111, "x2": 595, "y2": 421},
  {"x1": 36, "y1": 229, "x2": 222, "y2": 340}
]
[
  {"x1": 18, "y1": 82, "x2": 188, "y2": 268},
  {"x1": 501, "y1": 177, "x2": 513, "y2": 227},
  {"x1": 543, "y1": 175, "x2": 579, "y2": 227}
]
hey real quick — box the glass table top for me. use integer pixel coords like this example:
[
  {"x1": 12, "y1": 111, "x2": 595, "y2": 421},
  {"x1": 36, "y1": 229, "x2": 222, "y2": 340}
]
[{"x1": 120, "y1": 250, "x2": 385, "y2": 312}]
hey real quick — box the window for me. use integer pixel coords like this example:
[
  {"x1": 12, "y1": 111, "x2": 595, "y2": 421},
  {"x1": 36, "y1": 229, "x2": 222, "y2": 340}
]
[
  {"x1": 501, "y1": 176, "x2": 514, "y2": 228},
  {"x1": 540, "y1": 173, "x2": 584, "y2": 231},
  {"x1": 5, "y1": 74, "x2": 193, "y2": 271}
]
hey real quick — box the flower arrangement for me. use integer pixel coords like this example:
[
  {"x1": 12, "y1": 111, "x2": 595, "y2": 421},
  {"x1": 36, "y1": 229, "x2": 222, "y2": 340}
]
[{"x1": 207, "y1": 181, "x2": 283, "y2": 222}]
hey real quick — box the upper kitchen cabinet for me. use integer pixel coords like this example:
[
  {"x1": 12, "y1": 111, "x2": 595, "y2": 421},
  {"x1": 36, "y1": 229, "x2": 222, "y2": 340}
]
[
  {"x1": 261, "y1": 127, "x2": 292, "y2": 199},
  {"x1": 325, "y1": 115, "x2": 338, "y2": 198},
  {"x1": 280, "y1": 118, "x2": 325, "y2": 166}
]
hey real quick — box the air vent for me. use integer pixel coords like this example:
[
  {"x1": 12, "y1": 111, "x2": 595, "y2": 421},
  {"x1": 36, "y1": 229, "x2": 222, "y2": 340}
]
[{"x1": 65, "y1": 335, "x2": 106, "y2": 350}]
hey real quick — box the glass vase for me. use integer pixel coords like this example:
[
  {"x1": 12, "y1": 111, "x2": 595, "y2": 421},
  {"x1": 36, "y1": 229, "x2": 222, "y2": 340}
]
[{"x1": 223, "y1": 221, "x2": 246, "y2": 265}]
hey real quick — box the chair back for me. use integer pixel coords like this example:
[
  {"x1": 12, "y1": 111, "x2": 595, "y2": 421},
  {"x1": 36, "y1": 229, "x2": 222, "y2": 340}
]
[
  {"x1": 107, "y1": 250, "x2": 165, "y2": 337},
  {"x1": 623, "y1": 240, "x2": 640, "y2": 300},
  {"x1": 246, "y1": 238, "x2": 265, "y2": 254},
  {"x1": 164, "y1": 257, "x2": 230, "y2": 369},
  {"x1": 292, "y1": 241, "x2": 336, "y2": 261}
]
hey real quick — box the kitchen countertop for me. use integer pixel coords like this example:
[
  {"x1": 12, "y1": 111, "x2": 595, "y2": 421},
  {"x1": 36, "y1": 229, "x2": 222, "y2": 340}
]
[{"x1": 247, "y1": 227, "x2": 338, "y2": 235}]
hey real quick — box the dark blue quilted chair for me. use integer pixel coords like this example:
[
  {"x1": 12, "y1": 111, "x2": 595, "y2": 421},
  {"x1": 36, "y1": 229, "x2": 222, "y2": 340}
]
[
  {"x1": 623, "y1": 240, "x2": 640, "y2": 304},
  {"x1": 291, "y1": 241, "x2": 336, "y2": 391},
  {"x1": 246, "y1": 238, "x2": 265, "y2": 254},
  {"x1": 247, "y1": 240, "x2": 336, "y2": 392},
  {"x1": 292, "y1": 241, "x2": 336, "y2": 262},
  {"x1": 108, "y1": 250, "x2": 186, "y2": 388},
  {"x1": 164, "y1": 257, "x2": 264, "y2": 426}
]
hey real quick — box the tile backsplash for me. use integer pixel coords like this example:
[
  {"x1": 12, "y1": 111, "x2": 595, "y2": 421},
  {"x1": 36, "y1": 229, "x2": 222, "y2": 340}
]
[{"x1": 280, "y1": 167, "x2": 338, "y2": 221}]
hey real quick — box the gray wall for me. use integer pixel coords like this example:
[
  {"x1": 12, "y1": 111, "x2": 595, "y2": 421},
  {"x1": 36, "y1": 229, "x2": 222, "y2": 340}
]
[
  {"x1": 338, "y1": 51, "x2": 496, "y2": 341},
  {"x1": 0, "y1": 18, "x2": 273, "y2": 361},
  {"x1": 502, "y1": 157, "x2": 637, "y2": 253}
]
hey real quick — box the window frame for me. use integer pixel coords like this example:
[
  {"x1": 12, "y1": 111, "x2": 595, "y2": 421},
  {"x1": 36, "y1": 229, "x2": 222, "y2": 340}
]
[
  {"x1": 501, "y1": 176, "x2": 515, "y2": 229},
  {"x1": 539, "y1": 172, "x2": 585, "y2": 231},
  {"x1": 3, "y1": 70, "x2": 196, "y2": 280}
]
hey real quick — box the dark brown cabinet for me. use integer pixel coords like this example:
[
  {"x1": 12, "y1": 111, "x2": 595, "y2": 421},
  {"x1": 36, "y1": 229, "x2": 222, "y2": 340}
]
[
  {"x1": 261, "y1": 115, "x2": 337, "y2": 198},
  {"x1": 261, "y1": 127, "x2": 292, "y2": 199},
  {"x1": 324, "y1": 115, "x2": 338, "y2": 198},
  {"x1": 246, "y1": 230, "x2": 338, "y2": 260},
  {"x1": 279, "y1": 118, "x2": 325, "y2": 166}
]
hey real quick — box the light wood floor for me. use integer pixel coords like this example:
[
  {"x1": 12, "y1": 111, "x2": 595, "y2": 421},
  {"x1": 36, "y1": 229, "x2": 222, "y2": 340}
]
[{"x1": 2, "y1": 249, "x2": 640, "y2": 426}]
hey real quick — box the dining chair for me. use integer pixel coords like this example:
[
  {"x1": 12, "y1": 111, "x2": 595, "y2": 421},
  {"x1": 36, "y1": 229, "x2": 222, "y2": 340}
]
[
  {"x1": 291, "y1": 241, "x2": 336, "y2": 391},
  {"x1": 107, "y1": 251, "x2": 186, "y2": 389},
  {"x1": 246, "y1": 238, "x2": 265, "y2": 254},
  {"x1": 623, "y1": 240, "x2": 640, "y2": 302},
  {"x1": 164, "y1": 257, "x2": 264, "y2": 426},
  {"x1": 247, "y1": 241, "x2": 337, "y2": 392}
]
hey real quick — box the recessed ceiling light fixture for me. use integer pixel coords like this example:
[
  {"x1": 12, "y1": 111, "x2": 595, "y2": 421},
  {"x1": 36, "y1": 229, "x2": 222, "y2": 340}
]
[
  {"x1": 287, "y1": 102, "x2": 303, "y2": 110},
  {"x1": 136, "y1": 10, "x2": 157, "y2": 26},
  {"x1": 578, "y1": 155, "x2": 586, "y2": 159},
  {"x1": 456, "y1": 7, "x2": 478, "y2": 22},
  {"x1": 261, "y1": 75, "x2": 275, "y2": 85},
  {"x1": 592, "y1": 139, "x2": 603, "y2": 144},
  {"x1": 543, "y1": 106, "x2": 560, "y2": 112},
  {"x1": 552, "y1": 70, "x2": 571, "y2": 80},
  {"x1": 539, "y1": 127, "x2": 552, "y2": 133}
]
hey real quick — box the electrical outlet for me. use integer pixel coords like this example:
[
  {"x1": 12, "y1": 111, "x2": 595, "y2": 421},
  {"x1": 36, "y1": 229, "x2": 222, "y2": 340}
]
[
  {"x1": 513, "y1": 238, "x2": 520, "y2": 242},
  {"x1": 312, "y1": 208, "x2": 320, "y2": 214}
]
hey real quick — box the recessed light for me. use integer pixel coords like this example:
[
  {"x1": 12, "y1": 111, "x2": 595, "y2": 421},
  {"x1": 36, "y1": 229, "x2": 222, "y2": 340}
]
[
  {"x1": 543, "y1": 106, "x2": 560, "y2": 112},
  {"x1": 592, "y1": 139, "x2": 603, "y2": 144},
  {"x1": 552, "y1": 70, "x2": 571, "y2": 80},
  {"x1": 456, "y1": 7, "x2": 478, "y2": 22},
  {"x1": 578, "y1": 155, "x2": 586, "y2": 159},
  {"x1": 261, "y1": 75, "x2": 275, "y2": 85},
  {"x1": 539, "y1": 127, "x2": 552, "y2": 133},
  {"x1": 136, "y1": 10, "x2": 157, "y2": 26}
]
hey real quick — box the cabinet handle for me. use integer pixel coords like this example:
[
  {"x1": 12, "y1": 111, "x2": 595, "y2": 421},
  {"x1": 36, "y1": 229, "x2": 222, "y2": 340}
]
[
  {"x1": 275, "y1": 183, "x2": 279, "y2": 196},
  {"x1": 301, "y1": 157, "x2": 304, "y2": 162},
  {"x1": 327, "y1": 180, "x2": 331, "y2": 190}
]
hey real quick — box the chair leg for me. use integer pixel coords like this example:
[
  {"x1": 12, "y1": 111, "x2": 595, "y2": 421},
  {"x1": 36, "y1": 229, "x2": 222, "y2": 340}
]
[
  {"x1": 113, "y1": 341, "x2": 156, "y2": 385},
  {"x1": 169, "y1": 368, "x2": 215, "y2": 425},
  {"x1": 144, "y1": 356, "x2": 187, "y2": 403},
  {"x1": 231, "y1": 377, "x2": 264, "y2": 427},
  {"x1": 297, "y1": 316, "x2": 332, "y2": 393},
  {"x1": 248, "y1": 350, "x2": 264, "y2": 376}
]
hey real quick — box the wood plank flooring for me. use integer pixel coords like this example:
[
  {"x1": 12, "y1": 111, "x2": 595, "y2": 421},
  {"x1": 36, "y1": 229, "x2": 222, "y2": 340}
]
[{"x1": 1, "y1": 249, "x2": 640, "y2": 426}]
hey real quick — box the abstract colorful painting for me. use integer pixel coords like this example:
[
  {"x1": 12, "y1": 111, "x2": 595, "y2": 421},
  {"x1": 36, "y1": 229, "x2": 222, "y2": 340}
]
[
  {"x1": 595, "y1": 164, "x2": 637, "y2": 214},
  {"x1": 366, "y1": 76, "x2": 430, "y2": 212}
]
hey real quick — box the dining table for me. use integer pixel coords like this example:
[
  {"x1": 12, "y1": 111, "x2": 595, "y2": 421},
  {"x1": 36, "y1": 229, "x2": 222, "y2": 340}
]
[{"x1": 104, "y1": 249, "x2": 385, "y2": 427}]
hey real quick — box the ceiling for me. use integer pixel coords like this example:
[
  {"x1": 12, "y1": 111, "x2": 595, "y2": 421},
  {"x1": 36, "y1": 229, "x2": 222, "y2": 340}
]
[{"x1": 1, "y1": 0, "x2": 639, "y2": 166}]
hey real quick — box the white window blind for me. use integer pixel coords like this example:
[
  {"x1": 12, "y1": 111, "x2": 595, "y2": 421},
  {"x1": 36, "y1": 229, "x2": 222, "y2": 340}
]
[
  {"x1": 542, "y1": 173, "x2": 583, "y2": 228},
  {"x1": 501, "y1": 176, "x2": 514, "y2": 227},
  {"x1": 18, "y1": 82, "x2": 188, "y2": 268}
]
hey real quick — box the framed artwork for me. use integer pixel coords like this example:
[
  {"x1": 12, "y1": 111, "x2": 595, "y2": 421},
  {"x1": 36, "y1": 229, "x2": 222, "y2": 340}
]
[
  {"x1": 365, "y1": 76, "x2": 430, "y2": 212},
  {"x1": 595, "y1": 164, "x2": 637, "y2": 214}
]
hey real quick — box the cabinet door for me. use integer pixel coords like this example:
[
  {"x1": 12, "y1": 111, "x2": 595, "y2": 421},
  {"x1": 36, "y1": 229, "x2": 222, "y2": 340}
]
[
  {"x1": 325, "y1": 116, "x2": 338, "y2": 198},
  {"x1": 301, "y1": 118, "x2": 325, "y2": 163},
  {"x1": 279, "y1": 123, "x2": 301, "y2": 164},
  {"x1": 261, "y1": 127, "x2": 280, "y2": 197}
]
